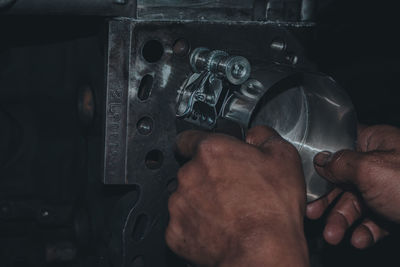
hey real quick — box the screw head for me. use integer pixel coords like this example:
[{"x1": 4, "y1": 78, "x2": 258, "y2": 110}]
[
  {"x1": 137, "y1": 117, "x2": 153, "y2": 136},
  {"x1": 173, "y1": 39, "x2": 190, "y2": 57},
  {"x1": 231, "y1": 63, "x2": 246, "y2": 80},
  {"x1": 224, "y1": 56, "x2": 251, "y2": 85},
  {"x1": 42, "y1": 210, "x2": 49, "y2": 217}
]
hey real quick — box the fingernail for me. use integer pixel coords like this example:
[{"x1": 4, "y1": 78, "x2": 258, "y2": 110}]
[{"x1": 314, "y1": 151, "x2": 333, "y2": 167}]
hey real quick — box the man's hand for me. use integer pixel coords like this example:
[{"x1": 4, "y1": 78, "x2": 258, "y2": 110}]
[
  {"x1": 307, "y1": 125, "x2": 400, "y2": 249},
  {"x1": 166, "y1": 126, "x2": 309, "y2": 267}
]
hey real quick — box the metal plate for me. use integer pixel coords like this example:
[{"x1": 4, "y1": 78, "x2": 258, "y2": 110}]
[{"x1": 103, "y1": 19, "x2": 315, "y2": 266}]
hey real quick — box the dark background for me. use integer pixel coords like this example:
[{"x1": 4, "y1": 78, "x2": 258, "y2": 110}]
[
  {"x1": 308, "y1": 1, "x2": 400, "y2": 266},
  {"x1": 313, "y1": 0, "x2": 400, "y2": 127}
]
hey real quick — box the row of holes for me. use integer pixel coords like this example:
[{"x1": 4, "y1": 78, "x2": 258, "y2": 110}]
[
  {"x1": 130, "y1": 40, "x2": 166, "y2": 260},
  {"x1": 130, "y1": 176, "x2": 178, "y2": 267},
  {"x1": 138, "y1": 40, "x2": 165, "y2": 171},
  {"x1": 130, "y1": 39, "x2": 183, "y2": 266}
]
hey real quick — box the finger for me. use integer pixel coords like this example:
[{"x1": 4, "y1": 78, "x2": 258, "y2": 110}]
[
  {"x1": 357, "y1": 123, "x2": 368, "y2": 138},
  {"x1": 176, "y1": 161, "x2": 206, "y2": 193},
  {"x1": 245, "y1": 126, "x2": 280, "y2": 146},
  {"x1": 177, "y1": 130, "x2": 241, "y2": 159},
  {"x1": 166, "y1": 194, "x2": 186, "y2": 249},
  {"x1": 306, "y1": 188, "x2": 342, "y2": 220},
  {"x1": 313, "y1": 150, "x2": 365, "y2": 186},
  {"x1": 351, "y1": 219, "x2": 389, "y2": 249},
  {"x1": 323, "y1": 192, "x2": 363, "y2": 245},
  {"x1": 356, "y1": 123, "x2": 368, "y2": 152},
  {"x1": 176, "y1": 130, "x2": 211, "y2": 158},
  {"x1": 357, "y1": 125, "x2": 400, "y2": 152}
]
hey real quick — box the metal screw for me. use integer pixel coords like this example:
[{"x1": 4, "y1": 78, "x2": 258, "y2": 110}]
[
  {"x1": 173, "y1": 39, "x2": 190, "y2": 57},
  {"x1": 137, "y1": 117, "x2": 153, "y2": 136},
  {"x1": 41, "y1": 210, "x2": 49, "y2": 217},
  {"x1": 286, "y1": 54, "x2": 299, "y2": 65},
  {"x1": 270, "y1": 40, "x2": 287, "y2": 52},
  {"x1": 221, "y1": 56, "x2": 251, "y2": 85},
  {"x1": 190, "y1": 48, "x2": 251, "y2": 85}
]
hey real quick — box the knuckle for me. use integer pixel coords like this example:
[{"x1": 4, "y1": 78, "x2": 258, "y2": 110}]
[
  {"x1": 177, "y1": 164, "x2": 194, "y2": 186},
  {"x1": 329, "y1": 150, "x2": 354, "y2": 172},
  {"x1": 353, "y1": 154, "x2": 375, "y2": 181},
  {"x1": 271, "y1": 139, "x2": 300, "y2": 160},
  {"x1": 359, "y1": 125, "x2": 400, "y2": 151},
  {"x1": 197, "y1": 136, "x2": 227, "y2": 157},
  {"x1": 165, "y1": 224, "x2": 180, "y2": 251},
  {"x1": 342, "y1": 192, "x2": 363, "y2": 218},
  {"x1": 282, "y1": 141, "x2": 299, "y2": 157},
  {"x1": 165, "y1": 225, "x2": 174, "y2": 246},
  {"x1": 246, "y1": 126, "x2": 277, "y2": 144},
  {"x1": 168, "y1": 193, "x2": 183, "y2": 215}
]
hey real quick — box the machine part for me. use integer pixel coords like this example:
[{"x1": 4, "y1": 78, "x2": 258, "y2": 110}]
[
  {"x1": 137, "y1": 0, "x2": 312, "y2": 22},
  {"x1": 103, "y1": 18, "x2": 355, "y2": 266},
  {"x1": 250, "y1": 73, "x2": 357, "y2": 202},
  {"x1": 173, "y1": 39, "x2": 190, "y2": 57},
  {"x1": 179, "y1": 47, "x2": 357, "y2": 202},
  {"x1": 190, "y1": 48, "x2": 251, "y2": 85},
  {"x1": 103, "y1": 18, "x2": 315, "y2": 266},
  {"x1": 270, "y1": 39, "x2": 287, "y2": 52},
  {"x1": 2, "y1": 0, "x2": 135, "y2": 16},
  {"x1": 1, "y1": 0, "x2": 314, "y2": 21},
  {"x1": 266, "y1": 0, "x2": 302, "y2": 21},
  {"x1": 177, "y1": 48, "x2": 252, "y2": 130}
]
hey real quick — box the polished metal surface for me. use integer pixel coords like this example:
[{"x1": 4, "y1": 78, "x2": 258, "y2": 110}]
[
  {"x1": 190, "y1": 47, "x2": 251, "y2": 85},
  {"x1": 179, "y1": 58, "x2": 357, "y2": 202},
  {"x1": 251, "y1": 71, "x2": 357, "y2": 202},
  {"x1": 180, "y1": 47, "x2": 356, "y2": 202}
]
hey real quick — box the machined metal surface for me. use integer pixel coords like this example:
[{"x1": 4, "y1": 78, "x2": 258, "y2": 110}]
[
  {"x1": 1, "y1": 0, "x2": 135, "y2": 16},
  {"x1": 250, "y1": 72, "x2": 357, "y2": 202},
  {"x1": 137, "y1": 0, "x2": 312, "y2": 21},
  {"x1": 103, "y1": 18, "x2": 315, "y2": 266},
  {"x1": 2, "y1": 0, "x2": 314, "y2": 21},
  {"x1": 103, "y1": 17, "x2": 356, "y2": 267},
  {"x1": 178, "y1": 47, "x2": 357, "y2": 202}
]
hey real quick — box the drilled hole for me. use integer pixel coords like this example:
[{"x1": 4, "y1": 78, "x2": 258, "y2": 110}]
[
  {"x1": 145, "y1": 150, "x2": 163, "y2": 170},
  {"x1": 138, "y1": 75, "x2": 153, "y2": 101},
  {"x1": 142, "y1": 40, "x2": 164, "y2": 63},
  {"x1": 131, "y1": 214, "x2": 149, "y2": 243},
  {"x1": 131, "y1": 256, "x2": 145, "y2": 267}
]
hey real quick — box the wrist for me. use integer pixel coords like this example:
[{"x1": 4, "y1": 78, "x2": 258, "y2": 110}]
[{"x1": 219, "y1": 220, "x2": 309, "y2": 267}]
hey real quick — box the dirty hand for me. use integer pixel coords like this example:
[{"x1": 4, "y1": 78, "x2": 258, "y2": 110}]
[
  {"x1": 307, "y1": 125, "x2": 400, "y2": 249},
  {"x1": 166, "y1": 126, "x2": 309, "y2": 267}
]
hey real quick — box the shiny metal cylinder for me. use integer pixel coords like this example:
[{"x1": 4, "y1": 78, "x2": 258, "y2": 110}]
[{"x1": 249, "y1": 70, "x2": 357, "y2": 202}]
